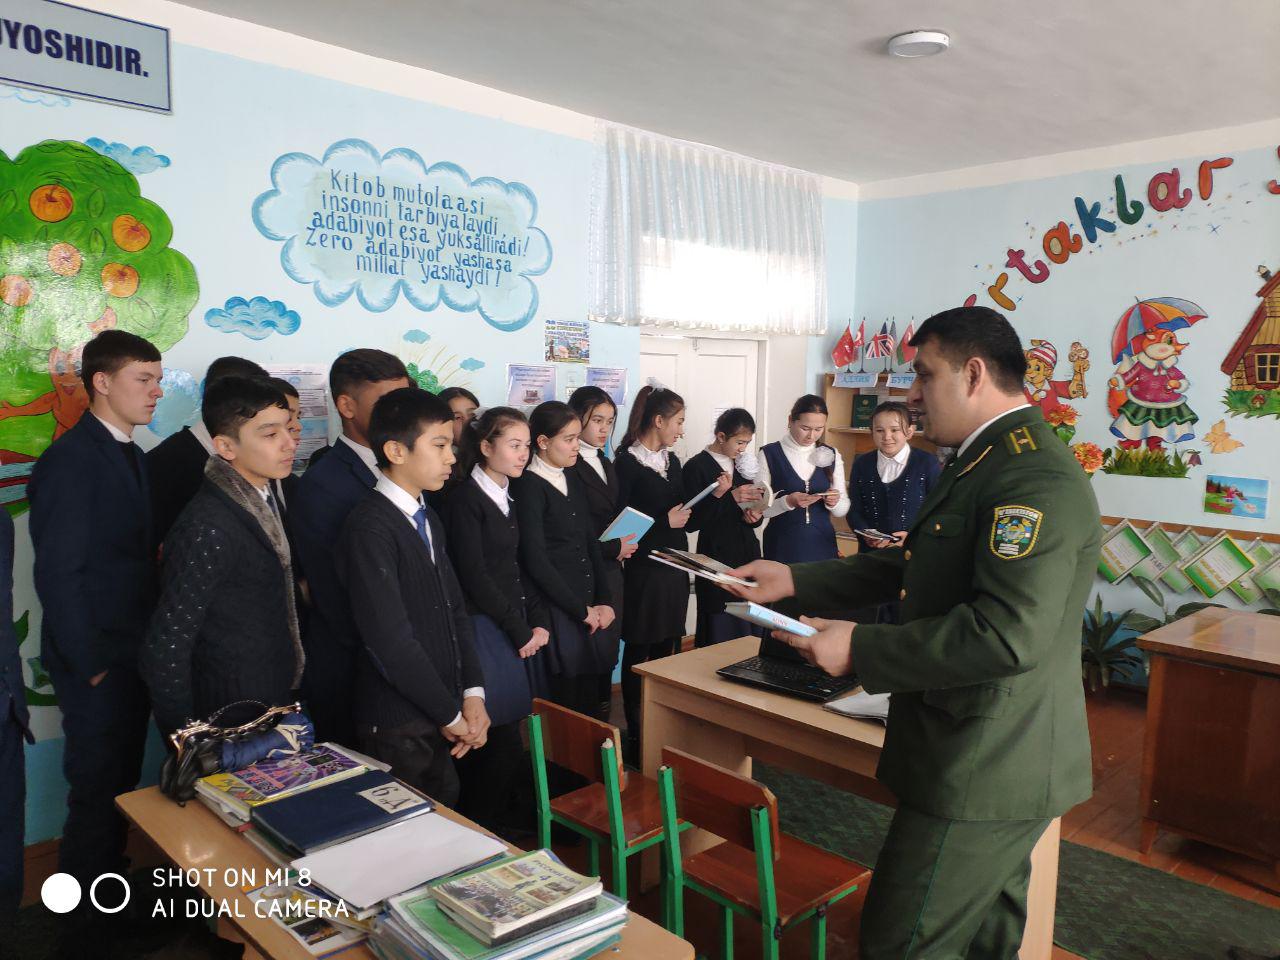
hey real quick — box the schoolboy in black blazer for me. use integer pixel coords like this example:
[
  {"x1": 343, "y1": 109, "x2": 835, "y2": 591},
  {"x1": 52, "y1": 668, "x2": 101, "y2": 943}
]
[
  {"x1": 28, "y1": 331, "x2": 162, "y2": 888},
  {"x1": 292, "y1": 349, "x2": 410, "y2": 745},
  {"x1": 338, "y1": 389, "x2": 488, "y2": 808}
]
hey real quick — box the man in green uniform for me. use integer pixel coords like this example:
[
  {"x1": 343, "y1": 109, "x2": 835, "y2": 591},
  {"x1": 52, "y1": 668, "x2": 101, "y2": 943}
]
[{"x1": 733, "y1": 306, "x2": 1100, "y2": 959}]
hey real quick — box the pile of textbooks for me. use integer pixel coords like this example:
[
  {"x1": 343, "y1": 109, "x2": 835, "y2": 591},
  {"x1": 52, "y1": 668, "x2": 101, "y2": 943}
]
[
  {"x1": 194, "y1": 742, "x2": 373, "y2": 827},
  {"x1": 372, "y1": 850, "x2": 627, "y2": 960}
]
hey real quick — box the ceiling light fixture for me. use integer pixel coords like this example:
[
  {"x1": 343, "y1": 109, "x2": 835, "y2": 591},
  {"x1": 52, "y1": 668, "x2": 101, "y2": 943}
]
[{"x1": 887, "y1": 30, "x2": 950, "y2": 58}]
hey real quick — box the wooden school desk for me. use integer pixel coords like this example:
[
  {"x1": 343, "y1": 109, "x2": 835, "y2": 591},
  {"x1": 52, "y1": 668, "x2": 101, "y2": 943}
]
[
  {"x1": 1137, "y1": 607, "x2": 1280, "y2": 874},
  {"x1": 634, "y1": 636, "x2": 1061, "y2": 960},
  {"x1": 117, "y1": 786, "x2": 693, "y2": 960}
]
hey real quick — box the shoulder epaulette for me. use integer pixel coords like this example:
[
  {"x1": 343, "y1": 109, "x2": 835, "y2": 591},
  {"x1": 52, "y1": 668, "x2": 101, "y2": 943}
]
[{"x1": 1003, "y1": 425, "x2": 1039, "y2": 456}]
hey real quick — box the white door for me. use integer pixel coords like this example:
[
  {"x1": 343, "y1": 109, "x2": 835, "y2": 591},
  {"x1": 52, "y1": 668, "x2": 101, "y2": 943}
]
[{"x1": 638, "y1": 334, "x2": 761, "y2": 464}]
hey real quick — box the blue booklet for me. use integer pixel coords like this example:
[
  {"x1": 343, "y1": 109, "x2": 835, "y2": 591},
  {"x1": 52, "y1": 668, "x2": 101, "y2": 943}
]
[
  {"x1": 251, "y1": 770, "x2": 434, "y2": 856},
  {"x1": 599, "y1": 506, "x2": 653, "y2": 543}
]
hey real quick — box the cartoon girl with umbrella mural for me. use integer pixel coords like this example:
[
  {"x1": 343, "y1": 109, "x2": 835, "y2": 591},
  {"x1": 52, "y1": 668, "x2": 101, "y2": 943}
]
[{"x1": 1107, "y1": 298, "x2": 1207, "y2": 450}]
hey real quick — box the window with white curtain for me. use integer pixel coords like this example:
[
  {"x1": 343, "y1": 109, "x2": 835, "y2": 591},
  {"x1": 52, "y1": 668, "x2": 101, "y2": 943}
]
[{"x1": 588, "y1": 122, "x2": 827, "y2": 335}]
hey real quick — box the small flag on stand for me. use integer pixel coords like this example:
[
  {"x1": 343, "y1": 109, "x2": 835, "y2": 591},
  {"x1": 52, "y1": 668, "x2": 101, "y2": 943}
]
[
  {"x1": 831, "y1": 322, "x2": 856, "y2": 369},
  {"x1": 896, "y1": 321, "x2": 917, "y2": 366},
  {"x1": 866, "y1": 322, "x2": 895, "y2": 360}
]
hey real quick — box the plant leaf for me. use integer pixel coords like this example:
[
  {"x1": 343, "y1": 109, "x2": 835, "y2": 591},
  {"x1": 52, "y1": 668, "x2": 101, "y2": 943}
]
[{"x1": 1132, "y1": 575, "x2": 1165, "y2": 611}]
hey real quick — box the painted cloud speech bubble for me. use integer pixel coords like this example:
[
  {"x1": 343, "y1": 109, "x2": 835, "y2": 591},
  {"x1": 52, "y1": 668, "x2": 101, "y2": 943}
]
[{"x1": 252, "y1": 139, "x2": 552, "y2": 332}]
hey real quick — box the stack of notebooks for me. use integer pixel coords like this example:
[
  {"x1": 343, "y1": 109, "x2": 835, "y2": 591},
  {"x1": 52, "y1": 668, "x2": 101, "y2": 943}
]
[{"x1": 373, "y1": 851, "x2": 627, "y2": 960}]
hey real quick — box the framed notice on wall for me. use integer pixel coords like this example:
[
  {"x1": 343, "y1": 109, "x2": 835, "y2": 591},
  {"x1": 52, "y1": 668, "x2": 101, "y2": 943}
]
[
  {"x1": 1, "y1": 0, "x2": 172, "y2": 112},
  {"x1": 1097, "y1": 521, "x2": 1152, "y2": 583},
  {"x1": 1176, "y1": 532, "x2": 1257, "y2": 599}
]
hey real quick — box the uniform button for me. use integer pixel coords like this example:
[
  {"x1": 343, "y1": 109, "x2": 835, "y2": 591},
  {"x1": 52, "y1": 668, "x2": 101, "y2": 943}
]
[
  {"x1": 899, "y1": 588, "x2": 908, "y2": 600},
  {"x1": 933, "y1": 522, "x2": 941, "y2": 532},
  {"x1": 904, "y1": 550, "x2": 912, "y2": 561}
]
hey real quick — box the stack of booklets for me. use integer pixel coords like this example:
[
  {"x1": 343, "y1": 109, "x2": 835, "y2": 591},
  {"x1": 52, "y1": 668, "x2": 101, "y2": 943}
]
[
  {"x1": 195, "y1": 742, "x2": 373, "y2": 827},
  {"x1": 648, "y1": 548, "x2": 753, "y2": 587},
  {"x1": 372, "y1": 851, "x2": 627, "y2": 960}
]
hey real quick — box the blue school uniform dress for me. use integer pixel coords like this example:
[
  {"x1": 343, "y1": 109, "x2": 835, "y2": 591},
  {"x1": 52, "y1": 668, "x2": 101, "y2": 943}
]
[
  {"x1": 848, "y1": 446, "x2": 941, "y2": 547},
  {"x1": 848, "y1": 445, "x2": 941, "y2": 623},
  {"x1": 759, "y1": 436, "x2": 849, "y2": 564}
]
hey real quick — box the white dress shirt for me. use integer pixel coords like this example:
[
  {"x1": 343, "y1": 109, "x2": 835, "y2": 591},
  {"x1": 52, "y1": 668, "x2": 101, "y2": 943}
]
[
  {"x1": 527, "y1": 453, "x2": 568, "y2": 495},
  {"x1": 957, "y1": 405, "x2": 1032, "y2": 459},
  {"x1": 578, "y1": 440, "x2": 608, "y2": 483},
  {"x1": 92, "y1": 413, "x2": 133, "y2": 443},
  {"x1": 706, "y1": 448, "x2": 734, "y2": 473},
  {"x1": 471, "y1": 464, "x2": 512, "y2": 517},
  {"x1": 876, "y1": 444, "x2": 912, "y2": 484},
  {"x1": 757, "y1": 433, "x2": 850, "y2": 519},
  {"x1": 373, "y1": 474, "x2": 484, "y2": 722},
  {"x1": 339, "y1": 434, "x2": 380, "y2": 477}
]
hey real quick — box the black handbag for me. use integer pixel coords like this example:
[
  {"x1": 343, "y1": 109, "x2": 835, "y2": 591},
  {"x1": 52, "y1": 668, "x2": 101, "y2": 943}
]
[{"x1": 159, "y1": 700, "x2": 304, "y2": 804}]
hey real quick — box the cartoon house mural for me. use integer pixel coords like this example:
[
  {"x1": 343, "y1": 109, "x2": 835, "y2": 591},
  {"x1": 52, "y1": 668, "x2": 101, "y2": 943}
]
[{"x1": 1221, "y1": 265, "x2": 1280, "y2": 419}]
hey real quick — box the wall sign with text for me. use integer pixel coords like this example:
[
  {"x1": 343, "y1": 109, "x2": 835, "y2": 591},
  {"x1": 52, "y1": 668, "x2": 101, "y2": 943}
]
[
  {"x1": 0, "y1": 0, "x2": 170, "y2": 112},
  {"x1": 253, "y1": 139, "x2": 553, "y2": 332}
]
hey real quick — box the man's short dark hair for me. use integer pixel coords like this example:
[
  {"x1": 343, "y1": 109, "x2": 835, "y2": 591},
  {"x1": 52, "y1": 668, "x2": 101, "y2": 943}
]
[
  {"x1": 205, "y1": 356, "x2": 269, "y2": 387},
  {"x1": 329, "y1": 349, "x2": 409, "y2": 401},
  {"x1": 368, "y1": 387, "x2": 450, "y2": 469},
  {"x1": 202, "y1": 376, "x2": 288, "y2": 440},
  {"x1": 81, "y1": 330, "x2": 161, "y2": 398},
  {"x1": 911, "y1": 306, "x2": 1027, "y2": 395},
  {"x1": 267, "y1": 376, "x2": 299, "y2": 399}
]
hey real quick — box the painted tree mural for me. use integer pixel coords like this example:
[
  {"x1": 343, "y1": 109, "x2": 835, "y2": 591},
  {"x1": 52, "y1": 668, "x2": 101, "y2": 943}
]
[{"x1": 0, "y1": 139, "x2": 198, "y2": 512}]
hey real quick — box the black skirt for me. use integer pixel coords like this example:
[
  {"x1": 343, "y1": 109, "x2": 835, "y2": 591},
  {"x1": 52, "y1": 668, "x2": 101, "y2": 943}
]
[
  {"x1": 547, "y1": 605, "x2": 619, "y2": 678},
  {"x1": 622, "y1": 556, "x2": 690, "y2": 647},
  {"x1": 470, "y1": 614, "x2": 549, "y2": 726},
  {"x1": 593, "y1": 563, "x2": 624, "y2": 673}
]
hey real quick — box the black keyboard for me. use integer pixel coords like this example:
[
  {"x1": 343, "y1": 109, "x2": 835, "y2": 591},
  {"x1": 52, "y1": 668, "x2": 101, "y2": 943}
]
[{"x1": 718, "y1": 655, "x2": 858, "y2": 702}]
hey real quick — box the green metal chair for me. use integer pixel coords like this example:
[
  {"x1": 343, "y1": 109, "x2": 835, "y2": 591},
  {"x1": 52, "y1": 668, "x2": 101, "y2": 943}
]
[
  {"x1": 528, "y1": 697, "x2": 688, "y2": 901},
  {"x1": 658, "y1": 746, "x2": 869, "y2": 960}
]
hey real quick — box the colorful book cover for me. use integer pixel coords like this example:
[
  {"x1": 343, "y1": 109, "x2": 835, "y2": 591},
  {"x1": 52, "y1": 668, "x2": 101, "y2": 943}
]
[{"x1": 199, "y1": 744, "x2": 367, "y2": 811}]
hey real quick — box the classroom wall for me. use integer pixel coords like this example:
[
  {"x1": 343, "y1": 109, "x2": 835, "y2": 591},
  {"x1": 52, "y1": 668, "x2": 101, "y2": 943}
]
[
  {"x1": 847, "y1": 128, "x2": 1280, "y2": 618},
  {"x1": 1, "y1": 0, "x2": 856, "y2": 844}
]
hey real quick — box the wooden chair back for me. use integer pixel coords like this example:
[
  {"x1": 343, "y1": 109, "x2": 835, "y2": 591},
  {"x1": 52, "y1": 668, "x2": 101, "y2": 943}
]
[
  {"x1": 660, "y1": 746, "x2": 779, "y2": 858},
  {"x1": 532, "y1": 698, "x2": 625, "y2": 786}
]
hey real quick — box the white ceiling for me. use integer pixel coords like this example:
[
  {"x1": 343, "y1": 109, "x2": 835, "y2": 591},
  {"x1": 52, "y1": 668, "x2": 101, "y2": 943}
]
[{"x1": 173, "y1": 0, "x2": 1280, "y2": 183}]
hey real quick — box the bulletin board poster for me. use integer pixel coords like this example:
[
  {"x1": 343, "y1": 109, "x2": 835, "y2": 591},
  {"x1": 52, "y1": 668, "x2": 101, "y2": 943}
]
[
  {"x1": 545, "y1": 318, "x2": 590, "y2": 363},
  {"x1": 585, "y1": 367, "x2": 628, "y2": 407},
  {"x1": 507, "y1": 363, "x2": 556, "y2": 407},
  {"x1": 265, "y1": 364, "x2": 329, "y2": 471}
]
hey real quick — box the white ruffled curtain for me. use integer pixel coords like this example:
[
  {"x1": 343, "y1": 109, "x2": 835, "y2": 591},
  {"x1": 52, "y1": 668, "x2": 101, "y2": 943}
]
[{"x1": 588, "y1": 122, "x2": 828, "y2": 335}]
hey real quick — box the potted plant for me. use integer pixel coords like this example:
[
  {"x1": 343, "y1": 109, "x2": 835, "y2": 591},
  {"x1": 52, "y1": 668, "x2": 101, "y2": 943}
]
[{"x1": 1080, "y1": 595, "x2": 1161, "y2": 692}]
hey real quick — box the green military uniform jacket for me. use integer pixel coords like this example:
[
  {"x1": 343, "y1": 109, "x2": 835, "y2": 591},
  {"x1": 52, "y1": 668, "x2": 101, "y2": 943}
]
[{"x1": 790, "y1": 406, "x2": 1100, "y2": 822}]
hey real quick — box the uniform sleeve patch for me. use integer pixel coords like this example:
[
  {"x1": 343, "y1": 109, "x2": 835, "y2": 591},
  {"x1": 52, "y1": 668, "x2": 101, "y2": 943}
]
[{"x1": 990, "y1": 505, "x2": 1043, "y2": 560}]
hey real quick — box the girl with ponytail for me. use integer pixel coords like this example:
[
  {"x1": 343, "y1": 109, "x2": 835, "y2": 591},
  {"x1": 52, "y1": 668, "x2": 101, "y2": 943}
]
[
  {"x1": 567, "y1": 386, "x2": 635, "y2": 720},
  {"x1": 613, "y1": 383, "x2": 694, "y2": 760},
  {"x1": 443, "y1": 406, "x2": 549, "y2": 834}
]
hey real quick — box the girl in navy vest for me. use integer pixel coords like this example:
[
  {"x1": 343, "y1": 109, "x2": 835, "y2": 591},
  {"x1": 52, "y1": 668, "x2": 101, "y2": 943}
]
[
  {"x1": 514, "y1": 402, "x2": 616, "y2": 718},
  {"x1": 758, "y1": 395, "x2": 849, "y2": 563},
  {"x1": 445, "y1": 406, "x2": 550, "y2": 833},
  {"x1": 683, "y1": 408, "x2": 765, "y2": 647},
  {"x1": 568, "y1": 386, "x2": 638, "y2": 720},
  {"x1": 614, "y1": 385, "x2": 693, "y2": 758},
  {"x1": 848, "y1": 401, "x2": 940, "y2": 622}
]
